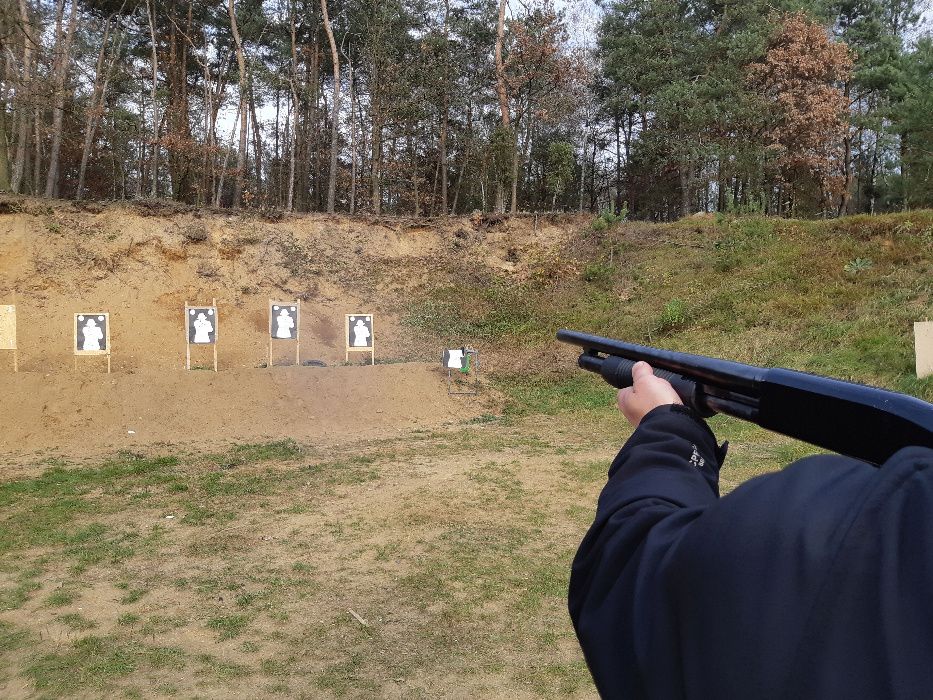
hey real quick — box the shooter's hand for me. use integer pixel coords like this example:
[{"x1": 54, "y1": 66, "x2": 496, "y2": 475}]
[{"x1": 617, "y1": 361, "x2": 682, "y2": 427}]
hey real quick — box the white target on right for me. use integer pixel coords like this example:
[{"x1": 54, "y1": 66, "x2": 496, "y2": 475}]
[{"x1": 345, "y1": 314, "x2": 374, "y2": 364}]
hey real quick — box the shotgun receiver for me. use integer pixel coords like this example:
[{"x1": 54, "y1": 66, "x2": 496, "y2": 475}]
[{"x1": 557, "y1": 329, "x2": 933, "y2": 466}]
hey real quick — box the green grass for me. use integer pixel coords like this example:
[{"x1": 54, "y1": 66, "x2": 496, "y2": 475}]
[
  {"x1": 45, "y1": 588, "x2": 76, "y2": 607},
  {"x1": 404, "y1": 211, "x2": 933, "y2": 403},
  {"x1": 207, "y1": 614, "x2": 251, "y2": 640},
  {"x1": 57, "y1": 613, "x2": 98, "y2": 631},
  {"x1": 496, "y1": 374, "x2": 616, "y2": 416},
  {"x1": 119, "y1": 587, "x2": 148, "y2": 605},
  {"x1": 0, "y1": 410, "x2": 833, "y2": 698},
  {"x1": 2, "y1": 210, "x2": 930, "y2": 699},
  {"x1": 24, "y1": 636, "x2": 183, "y2": 695}
]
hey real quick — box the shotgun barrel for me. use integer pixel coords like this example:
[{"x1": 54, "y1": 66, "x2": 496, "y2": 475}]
[{"x1": 557, "y1": 329, "x2": 933, "y2": 466}]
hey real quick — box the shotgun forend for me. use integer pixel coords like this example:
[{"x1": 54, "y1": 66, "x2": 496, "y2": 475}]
[{"x1": 557, "y1": 329, "x2": 933, "y2": 466}]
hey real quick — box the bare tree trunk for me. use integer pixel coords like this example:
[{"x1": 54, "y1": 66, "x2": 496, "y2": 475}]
[
  {"x1": 451, "y1": 101, "x2": 473, "y2": 215},
  {"x1": 0, "y1": 30, "x2": 13, "y2": 191},
  {"x1": 412, "y1": 140, "x2": 419, "y2": 217},
  {"x1": 578, "y1": 127, "x2": 587, "y2": 213},
  {"x1": 0, "y1": 109, "x2": 10, "y2": 193},
  {"x1": 494, "y1": 0, "x2": 510, "y2": 213},
  {"x1": 614, "y1": 110, "x2": 622, "y2": 214},
  {"x1": 274, "y1": 86, "x2": 280, "y2": 207},
  {"x1": 837, "y1": 85, "x2": 854, "y2": 216},
  {"x1": 145, "y1": 0, "x2": 159, "y2": 197},
  {"x1": 342, "y1": 41, "x2": 357, "y2": 215},
  {"x1": 438, "y1": 0, "x2": 450, "y2": 215},
  {"x1": 44, "y1": 0, "x2": 78, "y2": 198},
  {"x1": 287, "y1": 0, "x2": 298, "y2": 212},
  {"x1": 248, "y1": 79, "x2": 263, "y2": 202},
  {"x1": 78, "y1": 18, "x2": 124, "y2": 200},
  {"x1": 31, "y1": 103, "x2": 41, "y2": 194},
  {"x1": 215, "y1": 104, "x2": 241, "y2": 207},
  {"x1": 510, "y1": 119, "x2": 523, "y2": 215},
  {"x1": 228, "y1": 0, "x2": 248, "y2": 208},
  {"x1": 321, "y1": 0, "x2": 340, "y2": 213},
  {"x1": 371, "y1": 59, "x2": 383, "y2": 216},
  {"x1": 201, "y1": 30, "x2": 212, "y2": 205},
  {"x1": 11, "y1": 0, "x2": 33, "y2": 193},
  {"x1": 77, "y1": 17, "x2": 113, "y2": 200}
]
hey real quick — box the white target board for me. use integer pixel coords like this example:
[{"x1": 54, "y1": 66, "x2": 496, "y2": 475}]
[
  {"x1": 346, "y1": 314, "x2": 374, "y2": 364},
  {"x1": 185, "y1": 302, "x2": 218, "y2": 371},
  {"x1": 270, "y1": 302, "x2": 299, "y2": 339},
  {"x1": 269, "y1": 300, "x2": 301, "y2": 367},
  {"x1": 74, "y1": 313, "x2": 110, "y2": 355},
  {"x1": 0, "y1": 305, "x2": 15, "y2": 351},
  {"x1": 916, "y1": 322, "x2": 933, "y2": 379},
  {"x1": 443, "y1": 348, "x2": 466, "y2": 370},
  {"x1": 187, "y1": 307, "x2": 217, "y2": 345}
]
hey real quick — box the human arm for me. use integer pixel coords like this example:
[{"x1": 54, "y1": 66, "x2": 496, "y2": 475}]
[{"x1": 568, "y1": 366, "x2": 726, "y2": 698}]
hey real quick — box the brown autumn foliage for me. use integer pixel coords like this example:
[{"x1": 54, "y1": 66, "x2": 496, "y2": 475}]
[{"x1": 747, "y1": 12, "x2": 853, "y2": 205}]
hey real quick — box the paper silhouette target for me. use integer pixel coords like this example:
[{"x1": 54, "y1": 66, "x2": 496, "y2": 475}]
[
  {"x1": 0, "y1": 305, "x2": 15, "y2": 351},
  {"x1": 443, "y1": 348, "x2": 466, "y2": 370},
  {"x1": 270, "y1": 303, "x2": 299, "y2": 339},
  {"x1": 347, "y1": 315, "x2": 373, "y2": 349},
  {"x1": 74, "y1": 313, "x2": 109, "y2": 355},
  {"x1": 187, "y1": 307, "x2": 217, "y2": 344},
  {"x1": 345, "y1": 314, "x2": 374, "y2": 364}
]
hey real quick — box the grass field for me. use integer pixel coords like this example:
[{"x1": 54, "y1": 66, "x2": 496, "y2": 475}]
[
  {"x1": 1, "y1": 210, "x2": 929, "y2": 697},
  {"x1": 0, "y1": 379, "x2": 818, "y2": 699}
]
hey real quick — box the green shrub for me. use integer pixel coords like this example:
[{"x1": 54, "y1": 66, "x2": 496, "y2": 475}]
[
  {"x1": 582, "y1": 262, "x2": 615, "y2": 287},
  {"x1": 657, "y1": 299, "x2": 689, "y2": 333},
  {"x1": 844, "y1": 258, "x2": 873, "y2": 274},
  {"x1": 590, "y1": 217, "x2": 608, "y2": 232},
  {"x1": 599, "y1": 207, "x2": 628, "y2": 226}
]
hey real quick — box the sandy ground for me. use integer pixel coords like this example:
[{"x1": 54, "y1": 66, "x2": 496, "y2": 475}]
[
  {"x1": 0, "y1": 363, "x2": 493, "y2": 459},
  {"x1": 0, "y1": 204, "x2": 578, "y2": 460}
]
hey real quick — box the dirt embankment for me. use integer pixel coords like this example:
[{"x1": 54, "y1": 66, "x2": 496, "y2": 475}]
[
  {"x1": 0, "y1": 364, "x2": 491, "y2": 458},
  {"x1": 0, "y1": 202, "x2": 582, "y2": 456}
]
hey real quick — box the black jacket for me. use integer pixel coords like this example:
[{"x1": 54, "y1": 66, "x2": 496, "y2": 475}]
[{"x1": 568, "y1": 404, "x2": 933, "y2": 699}]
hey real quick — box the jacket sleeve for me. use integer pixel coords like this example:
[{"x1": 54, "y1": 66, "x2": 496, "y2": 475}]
[{"x1": 568, "y1": 404, "x2": 726, "y2": 700}]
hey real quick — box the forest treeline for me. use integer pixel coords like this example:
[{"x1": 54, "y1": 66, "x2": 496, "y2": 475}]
[{"x1": 0, "y1": 0, "x2": 930, "y2": 219}]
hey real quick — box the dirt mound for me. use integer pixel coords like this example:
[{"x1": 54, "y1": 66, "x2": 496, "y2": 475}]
[
  {"x1": 0, "y1": 203, "x2": 583, "y2": 457},
  {"x1": 0, "y1": 205, "x2": 582, "y2": 373},
  {"x1": 0, "y1": 363, "x2": 492, "y2": 458}
]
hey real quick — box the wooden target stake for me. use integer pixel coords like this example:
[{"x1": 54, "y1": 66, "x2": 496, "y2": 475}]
[
  {"x1": 187, "y1": 302, "x2": 192, "y2": 370},
  {"x1": 212, "y1": 297, "x2": 218, "y2": 372},
  {"x1": 11, "y1": 291, "x2": 17, "y2": 373}
]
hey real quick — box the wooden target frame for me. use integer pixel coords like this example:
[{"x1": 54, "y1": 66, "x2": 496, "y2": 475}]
[
  {"x1": 345, "y1": 313, "x2": 374, "y2": 365},
  {"x1": 269, "y1": 299, "x2": 301, "y2": 367},
  {"x1": 185, "y1": 299, "x2": 218, "y2": 372},
  {"x1": 73, "y1": 312, "x2": 111, "y2": 373},
  {"x1": 0, "y1": 299, "x2": 17, "y2": 372}
]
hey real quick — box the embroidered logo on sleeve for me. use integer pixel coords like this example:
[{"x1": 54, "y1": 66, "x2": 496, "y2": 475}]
[{"x1": 689, "y1": 444, "x2": 705, "y2": 469}]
